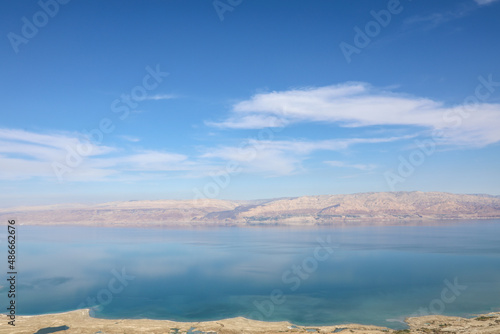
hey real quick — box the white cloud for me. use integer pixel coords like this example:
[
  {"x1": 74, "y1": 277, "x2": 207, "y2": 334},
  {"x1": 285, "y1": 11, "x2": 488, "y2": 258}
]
[
  {"x1": 202, "y1": 142, "x2": 300, "y2": 176},
  {"x1": 403, "y1": 1, "x2": 496, "y2": 31},
  {"x1": 91, "y1": 151, "x2": 190, "y2": 172},
  {"x1": 0, "y1": 128, "x2": 113, "y2": 154},
  {"x1": 206, "y1": 115, "x2": 288, "y2": 129},
  {"x1": 474, "y1": 0, "x2": 499, "y2": 5},
  {"x1": 0, "y1": 129, "x2": 115, "y2": 181},
  {"x1": 140, "y1": 93, "x2": 176, "y2": 101},
  {"x1": 118, "y1": 135, "x2": 141, "y2": 142},
  {"x1": 0, "y1": 128, "x2": 193, "y2": 182},
  {"x1": 0, "y1": 127, "x2": 408, "y2": 181},
  {"x1": 325, "y1": 161, "x2": 377, "y2": 171},
  {"x1": 208, "y1": 83, "x2": 500, "y2": 147},
  {"x1": 202, "y1": 136, "x2": 407, "y2": 176},
  {"x1": 404, "y1": 7, "x2": 470, "y2": 30}
]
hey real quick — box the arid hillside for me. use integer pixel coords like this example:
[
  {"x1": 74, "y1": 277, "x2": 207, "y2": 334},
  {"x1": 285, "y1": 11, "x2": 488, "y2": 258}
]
[{"x1": 1, "y1": 192, "x2": 500, "y2": 226}]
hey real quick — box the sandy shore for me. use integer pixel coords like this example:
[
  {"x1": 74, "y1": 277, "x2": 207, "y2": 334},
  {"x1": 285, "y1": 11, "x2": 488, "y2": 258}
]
[{"x1": 1, "y1": 309, "x2": 500, "y2": 334}]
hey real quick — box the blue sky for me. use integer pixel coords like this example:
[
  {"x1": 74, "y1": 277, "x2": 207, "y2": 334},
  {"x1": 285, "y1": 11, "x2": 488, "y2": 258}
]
[{"x1": 1, "y1": 0, "x2": 500, "y2": 206}]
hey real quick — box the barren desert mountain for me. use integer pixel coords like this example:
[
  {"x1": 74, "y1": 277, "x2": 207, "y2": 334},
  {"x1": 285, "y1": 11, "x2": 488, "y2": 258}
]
[{"x1": 2, "y1": 192, "x2": 500, "y2": 226}]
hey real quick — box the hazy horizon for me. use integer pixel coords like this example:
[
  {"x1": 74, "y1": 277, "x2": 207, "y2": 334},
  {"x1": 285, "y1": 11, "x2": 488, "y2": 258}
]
[{"x1": 1, "y1": 190, "x2": 500, "y2": 210}]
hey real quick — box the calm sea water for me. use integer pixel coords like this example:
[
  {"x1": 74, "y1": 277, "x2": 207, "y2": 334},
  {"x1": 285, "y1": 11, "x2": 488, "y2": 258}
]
[{"x1": 3, "y1": 221, "x2": 500, "y2": 329}]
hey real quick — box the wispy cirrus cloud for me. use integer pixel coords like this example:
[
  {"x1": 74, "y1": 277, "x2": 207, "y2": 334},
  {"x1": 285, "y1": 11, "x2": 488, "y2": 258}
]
[
  {"x1": 325, "y1": 161, "x2": 377, "y2": 171},
  {"x1": 474, "y1": 0, "x2": 499, "y2": 6},
  {"x1": 118, "y1": 135, "x2": 141, "y2": 142},
  {"x1": 2, "y1": 128, "x2": 400, "y2": 181},
  {"x1": 140, "y1": 93, "x2": 177, "y2": 101},
  {"x1": 90, "y1": 151, "x2": 191, "y2": 172},
  {"x1": 0, "y1": 128, "x2": 194, "y2": 182},
  {"x1": 207, "y1": 83, "x2": 500, "y2": 147},
  {"x1": 0, "y1": 129, "x2": 115, "y2": 181},
  {"x1": 403, "y1": 5, "x2": 471, "y2": 31},
  {"x1": 403, "y1": 1, "x2": 498, "y2": 32},
  {"x1": 201, "y1": 136, "x2": 408, "y2": 176},
  {"x1": 206, "y1": 115, "x2": 288, "y2": 129}
]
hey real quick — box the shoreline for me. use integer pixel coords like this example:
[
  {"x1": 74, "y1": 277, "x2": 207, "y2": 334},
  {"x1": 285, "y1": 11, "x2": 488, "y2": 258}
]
[{"x1": 2, "y1": 309, "x2": 500, "y2": 334}]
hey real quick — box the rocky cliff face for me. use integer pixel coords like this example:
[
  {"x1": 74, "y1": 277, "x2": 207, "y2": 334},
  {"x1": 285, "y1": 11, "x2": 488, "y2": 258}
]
[
  {"x1": 236, "y1": 192, "x2": 500, "y2": 218},
  {"x1": 2, "y1": 192, "x2": 500, "y2": 226}
]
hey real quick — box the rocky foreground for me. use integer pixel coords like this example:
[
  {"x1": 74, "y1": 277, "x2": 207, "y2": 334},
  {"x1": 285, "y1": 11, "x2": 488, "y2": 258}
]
[
  {"x1": 1, "y1": 191, "x2": 500, "y2": 227},
  {"x1": 1, "y1": 309, "x2": 500, "y2": 334}
]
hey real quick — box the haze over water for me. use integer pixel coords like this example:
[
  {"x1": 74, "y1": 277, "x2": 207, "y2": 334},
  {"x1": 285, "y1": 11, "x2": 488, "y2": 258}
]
[{"x1": 6, "y1": 221, "x2": 500, "y2": 329}]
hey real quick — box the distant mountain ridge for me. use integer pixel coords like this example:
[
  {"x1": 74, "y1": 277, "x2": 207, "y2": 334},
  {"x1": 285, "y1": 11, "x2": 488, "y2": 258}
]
[{"x1": 2, "y1": 191, "x2": 500, "y2": 226}]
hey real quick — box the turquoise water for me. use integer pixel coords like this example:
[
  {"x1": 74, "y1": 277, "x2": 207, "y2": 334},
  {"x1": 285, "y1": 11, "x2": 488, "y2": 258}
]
[{"x1": 4, "y1": 221, "x2": 500, "y2": 329}]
